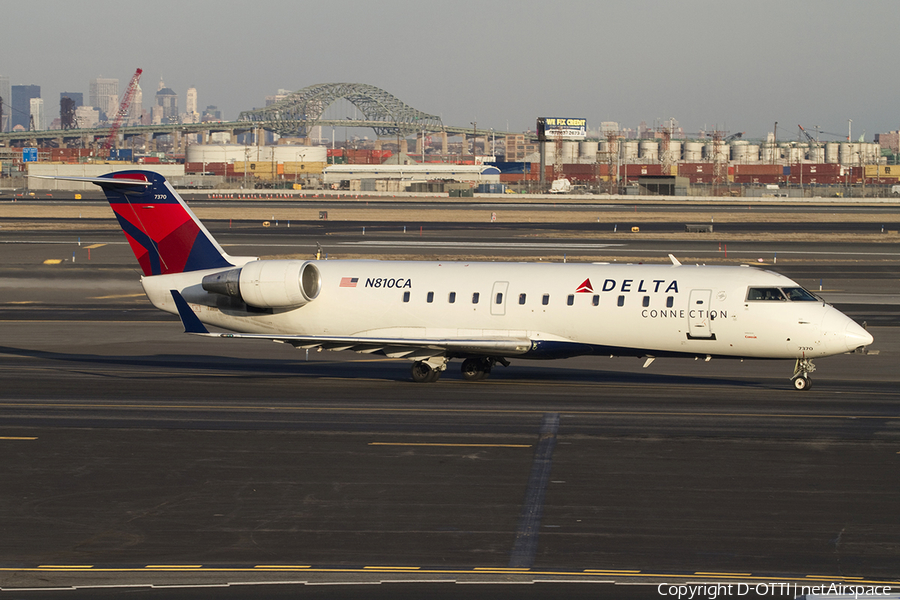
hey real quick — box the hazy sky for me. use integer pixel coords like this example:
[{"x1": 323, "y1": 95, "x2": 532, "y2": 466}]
[{"x1": 3, "y1": 0, "x2": 898, "y2": 141}]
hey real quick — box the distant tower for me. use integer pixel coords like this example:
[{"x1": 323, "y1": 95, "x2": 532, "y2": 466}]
[
  {"x1": 184, "y1": 87, "x2": 199, "y2": 123},
  {"x1": 186, "y1": 87, "x2": 198, "y2": 115},
  {"x1": 11, "y1": 84, "x2": 40, "y2": 130},
  {"x1": 29, "y1": 97, "x2": 45, "y2": 131},
  {"x1": 129, "y1": 83, "x2": 143, "y2": 124},
  {"x1": 155, "y1": 83, "x2": 178, "y2": 124},
  {"x1": 90, "y1": 77, "x2": 119, "y2": 121},
  {"x1": 60, "y1": 96, "x2": 76, "y2": 130}
]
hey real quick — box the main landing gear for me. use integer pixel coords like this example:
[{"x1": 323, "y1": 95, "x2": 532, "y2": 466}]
[
  {"x1": 411, "y1": 359, "x2": 446, "y2": 383},
  {"x1": 411, "y1": 357, "x2": 509, "y2": 383},
  {"x1": 790, "y1": 358, "x2": 816, "y2": 391}
]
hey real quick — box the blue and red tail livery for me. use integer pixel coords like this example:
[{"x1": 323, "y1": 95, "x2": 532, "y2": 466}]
[{"x1": 94, "y1": 170, "x2": 233, "y2": 276}]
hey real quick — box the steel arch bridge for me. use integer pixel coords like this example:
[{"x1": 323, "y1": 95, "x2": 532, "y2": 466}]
[{"x1": 238, "y1": 83, "x2": 443, "y2": 138}]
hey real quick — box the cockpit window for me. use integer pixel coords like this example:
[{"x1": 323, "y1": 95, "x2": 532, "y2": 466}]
[
  {"x1": 782, "y1": 287, "x2": 819, "y2": 301},
  {"x1": 747, "y1": 287, "x2": 786, "y2": 301}
]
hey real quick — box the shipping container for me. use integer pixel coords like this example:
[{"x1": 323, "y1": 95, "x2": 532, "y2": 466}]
[
  {"x1": 864, "y1": 164, "x2": 900, "y2": 179},
  {"x1": 733, "y1": 174, "x2": 784, "y2": 185},
  {"x1": 733, "y1": 164, "x2": 783, "y2": 176}
]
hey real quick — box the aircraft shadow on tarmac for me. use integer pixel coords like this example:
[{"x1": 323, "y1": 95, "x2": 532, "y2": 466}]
[{"x1": 0, "y1": 344, "x2": 768, "y2": 389}]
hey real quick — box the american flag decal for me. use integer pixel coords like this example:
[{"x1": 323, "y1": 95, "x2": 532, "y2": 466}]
[{"x1": 340, "y1": 277, "x2": 359, "y2": 288}]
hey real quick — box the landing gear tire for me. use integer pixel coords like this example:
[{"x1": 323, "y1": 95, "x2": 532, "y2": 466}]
[
  {"x1": 790, "y1": 358, "x2": 816, "y2": 391},
  {"x1": 461, "y1": 357, "x2": 492, "y2": 381},
  {"x1": 793, "y1": 376, "x2": 812, "y2": 391},
  {"x1": 411, "y1": 361, "x2": 441, "y2": 383}
]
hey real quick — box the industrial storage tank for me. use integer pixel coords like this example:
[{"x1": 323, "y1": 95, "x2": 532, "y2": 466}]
[
  {"x1": 561, "y1": 141, "x2": 579, "y2": 163},
  {"x1": 861, "y1": 142, "x2": 880, "y2": 164},
  {"x1": 542, "y1": 142, "x2": 556, "y2": 164},
  {"x1": 683, "y1": 141, "x2": 703, "y2": 161},
  {"x1": 808, "y1": 144, "x2": 825, "y2": 163},
  {"x1": 760, "y1": 143, "x2": 782, "y2": 163},
  {"x1": 839, "y1": 143, "x2": 860, "y2": 165},
  {"x1": 825, "y1": 142, "x2": 840, "y2": 164},
  {"x1": 639, "y1": 140, "x2": 658, "y2": 162},
  {"x1": 703, "y1": 142, "x2": 728, "y2": 162},
  {"x1": 620, "y1": 141, "x2": 639, "y2": 162},
  {"x1": 579, "y1": 141, "x2": 599, "y2": 163},
  {"x1": 661, "y1": 141, "x2": 682, "y2": 163},
  {"x1": 784, "y1": 144, "x2": 805, "y2": 164},
  {"x1": 731, "y1": 141, "x2": 752, "y2": 163}
]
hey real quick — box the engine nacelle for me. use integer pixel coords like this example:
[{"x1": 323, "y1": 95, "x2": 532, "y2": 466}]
[{"x1": 202, "y1": 260, "x2": 321, "y2": 308}]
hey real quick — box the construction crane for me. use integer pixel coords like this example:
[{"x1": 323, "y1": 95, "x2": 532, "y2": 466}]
[{"x1": 101, "y1": 68, "x2": 142, "y2": 154}]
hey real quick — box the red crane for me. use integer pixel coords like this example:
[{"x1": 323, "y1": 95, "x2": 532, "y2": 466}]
[{"x1": 102, "y1": 68, "x2": 142, "y2": 154}]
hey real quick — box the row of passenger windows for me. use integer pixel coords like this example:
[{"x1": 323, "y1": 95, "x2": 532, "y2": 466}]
[{"x1": 405, "y1": 291, "x2": 676, "y2": 308}]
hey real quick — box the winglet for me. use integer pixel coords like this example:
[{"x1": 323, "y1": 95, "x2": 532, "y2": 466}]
[
  {"x1": 170, "y1": 290, "x2": 210, "y2": 335},
  {"x1": 668, "y1": 254, "x2": 682, "y2": 266}
]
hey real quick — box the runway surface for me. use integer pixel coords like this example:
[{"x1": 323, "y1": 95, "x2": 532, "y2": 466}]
[{"x1": 0, "y1": 209, "x2": 898, "y2": 595}]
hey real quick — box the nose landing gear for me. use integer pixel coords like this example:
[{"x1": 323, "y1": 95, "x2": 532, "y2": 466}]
[{"x1": 790, "y1": 358, "x2": 816, "y2": 391}]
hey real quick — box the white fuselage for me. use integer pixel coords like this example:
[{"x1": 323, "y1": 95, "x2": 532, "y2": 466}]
[{"x1": 140, "y1": 260, "x2": 871, "y2": 361}]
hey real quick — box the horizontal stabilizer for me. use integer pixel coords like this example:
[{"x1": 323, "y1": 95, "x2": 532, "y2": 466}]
[{"x1": 170, "y1": 290, "x2": 210, "y2": 335}]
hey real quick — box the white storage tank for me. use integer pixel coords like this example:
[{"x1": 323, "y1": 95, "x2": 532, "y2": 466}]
[
  {"x1": 683, "y1": 141, "x2": 703, "y2": 161},
  {"x1": 639, "y1": 140, "x2": 658, "y2": 161},
  {"x1": 825, "y1": 142, "x2": 840, "y2": 164},
  {"x1": 839, "y1": 143, "x2": 860, "y2": 165},
  {"x1": 746, "y1": 144, "x2": 761, "y2": 163},
  {"x1": 704, "y1": 142, "x2": 728, "y2": 162},
  {"x1": 661, "y1": 140, "x2": 682, "y2": 163},
  {"x1": 620, "y1": 141, "x2": 639, "y2": 161},
  {"x1": 542, "y1": 141, "x2": 556, "y2": 164},
  {"x1": 731, "y1": 141, "x2": 750, "y2": 162},
  {"x1": 579, "y1": 141, "x2": 599, "y2": 162},
  {"x1": 808, "y1": 144, "x2": 825, "y2": 163},
  {"x1": 561, "y1": 141, "x2": 579, "y2": 163}
]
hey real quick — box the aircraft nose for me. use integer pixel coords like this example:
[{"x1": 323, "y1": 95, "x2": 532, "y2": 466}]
[{"x1": 844, "y1": 319, "x2": 873, "y2": 352}]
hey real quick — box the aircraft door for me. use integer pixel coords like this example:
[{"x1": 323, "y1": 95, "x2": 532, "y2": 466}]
[
  {"x1": 491, "y1": 281, "x2": 509, "y2": 316},
  {"x1": 688, "y1": 289, "x2": 714, "y2": 338}
]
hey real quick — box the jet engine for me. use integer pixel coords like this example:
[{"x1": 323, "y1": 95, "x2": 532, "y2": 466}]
[{"x1": 201, "y1": 260, "x2": 321, "y2": 308}]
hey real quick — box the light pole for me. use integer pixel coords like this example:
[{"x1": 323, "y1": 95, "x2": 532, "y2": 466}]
[{"x1": 470, "y1": 121, "x2": 476, "y2": 163}]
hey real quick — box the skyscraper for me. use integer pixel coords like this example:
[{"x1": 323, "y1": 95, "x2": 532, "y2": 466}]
[
  {"x1": 30, "y1": 98, "x2": 45, "y2": 130},
  {"x1": 11, "y1": 85, "x2": 40, "y2": 130},
  {"x1": 90, "y1": 77, "x2": 119, "y2": 121},
  {"x1": 155, "y1": 82, "x2": 178, "y2": 124}
]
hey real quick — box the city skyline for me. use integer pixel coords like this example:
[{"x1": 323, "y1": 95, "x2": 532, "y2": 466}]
[{"x1": 2, "y1": 0, "x2": 899, "y2": 141}]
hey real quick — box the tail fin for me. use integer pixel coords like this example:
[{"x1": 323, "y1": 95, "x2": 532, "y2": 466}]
[{"x1": 94, "y1": 170, "x2": 235, "y2": 276}]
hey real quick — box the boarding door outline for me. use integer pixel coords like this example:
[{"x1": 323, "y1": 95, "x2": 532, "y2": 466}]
[
  {"x1": 688, "y1": 289, "x2": 714, "y2": 338},
  {"x1": 491, "y1": 281, "x2": 509, "y2": 316}
]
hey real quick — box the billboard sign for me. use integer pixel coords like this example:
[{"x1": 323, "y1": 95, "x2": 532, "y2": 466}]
[{"x1": 537, "y1": 117, "x2": 587, "y2": 141}]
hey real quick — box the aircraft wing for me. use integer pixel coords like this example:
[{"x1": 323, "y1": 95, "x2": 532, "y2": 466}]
[{"x1": 170, "y1": 290, "x2": 532, "y2": 359}]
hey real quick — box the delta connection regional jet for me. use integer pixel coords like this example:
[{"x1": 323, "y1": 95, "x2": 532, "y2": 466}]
[{"x1": 38, "y1": 170, "x2": 872, "y2": 390}]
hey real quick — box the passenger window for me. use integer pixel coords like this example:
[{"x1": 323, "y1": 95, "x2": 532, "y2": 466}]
[
  {"x1": 747, "y1": 287, "x2": 786, "y2": 301},
  {"x1": 519, "y1": 293, "x2": 526, "y2": 305},
  {"x1": 495, "y1": 292, "x2": 503, "y2": 304},
  {"x1": 472, "y1": 292, "x2": 480, "y2": 304},
  {"x1": 592, "y1": 295, "x2": 599, "y2": 306},
  {"x1": 567, "y1": 294, "x2": 574, "y2": 306},
  {"x1": 542, "y1": 294, "x2": 550, "y2": 306},
  {"x1": 403, "y1": 291, "x2": 410, "y2": 302},
  {"x1": 448, "y1": 292, "x2": 456, "y2": 304},
  {"x1": 666, "y1": 296, "x2": 674, "y2": 308},
  {"x1": 617, "y1": 295, "x2": 625, "y2": 307},
  {"x1": 426, "y1": 291, "x2": 434, "y2": 303},
  {"x1": 642, "y1": 296, "x2": 650, "y2": 307}
]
